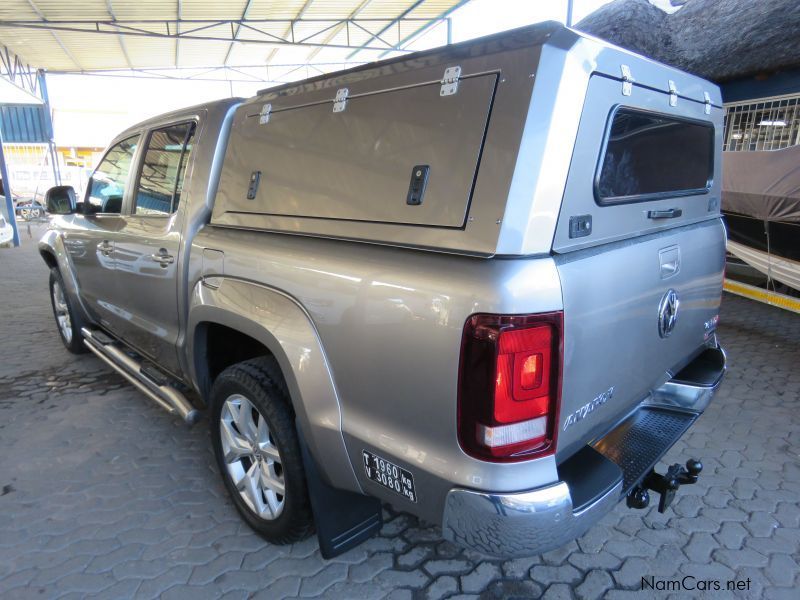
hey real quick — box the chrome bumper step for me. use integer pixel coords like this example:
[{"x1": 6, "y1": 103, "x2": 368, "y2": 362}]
[{"x1": 81, "y1": 327, "x2": 200, "y2": 425}]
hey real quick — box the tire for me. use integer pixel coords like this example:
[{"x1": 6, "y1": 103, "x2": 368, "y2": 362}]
[
  {"x1": 49, "y1": 268, "x2": 88, "y2": 354},
  {"x1": 210, "y1": 356, "x2": 314, "y2": 544}
]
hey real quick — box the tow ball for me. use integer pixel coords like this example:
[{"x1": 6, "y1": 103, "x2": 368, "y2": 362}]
[{"x1": 626, "y1": 459, "x2": 702, "y2": 513}]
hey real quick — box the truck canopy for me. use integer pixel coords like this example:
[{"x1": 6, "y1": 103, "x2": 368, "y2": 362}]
[{"x1": 209, "y1": 22, "x2": 723, "y2": 257}]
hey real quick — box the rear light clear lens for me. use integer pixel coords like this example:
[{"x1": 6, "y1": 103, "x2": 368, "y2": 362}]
[{"x1": 458, "y1": 312, "x2": 563, "y2": 462}]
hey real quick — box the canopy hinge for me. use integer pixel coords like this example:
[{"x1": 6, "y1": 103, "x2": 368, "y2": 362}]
[
  {"x1": 440, "y1": 66, "x2": 461, "y2": 96},
  {"x1": 333, "y1": 88, "x2": 349, "y2": 113},
  {"x1": 259, "y1": 103, "x2": 272, "y2": 125},
  {"x1": 621, "y1": 64, "x2": 634, "y2": 96},
  {"x1": 668, "y1": 80, "x2": 678, "y2": 106}
]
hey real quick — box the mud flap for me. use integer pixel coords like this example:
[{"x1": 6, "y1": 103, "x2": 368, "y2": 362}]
[{"x1": 297, "y1": 425, "x2": 383, "y2": 558}]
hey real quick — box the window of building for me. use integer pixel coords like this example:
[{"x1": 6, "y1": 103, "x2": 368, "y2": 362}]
[
  {"x1": 723, "y1": 95, "x2": 800, "y2": 151},
  {"x1": 133, "y1": 123, "x2": 195, "y2": 216},
  {"x1": 596, "y1": 108, "x2": 714, "y2": 203}
]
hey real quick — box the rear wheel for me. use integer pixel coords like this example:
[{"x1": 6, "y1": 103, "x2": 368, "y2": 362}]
[
  {"x1": 210, "y1": 357, "x2": 314, "y2": 544},
  {"x1": 48, "y1": 268, "x2": 87, "y2": 354}
]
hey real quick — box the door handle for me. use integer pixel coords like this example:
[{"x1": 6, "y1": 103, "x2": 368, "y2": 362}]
[
  {"x1": 98, "y1": 240, "x2": 113, "y2": 256},
  {"x1": 647, "y1": 208, "x2": 683, "y2": 220},
  {"x1": 151, "y1": 249, "x2": 174, "y2": 267}
]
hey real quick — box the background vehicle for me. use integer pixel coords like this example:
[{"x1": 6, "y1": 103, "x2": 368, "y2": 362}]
[
  {"x1": 15, "y1": 200, "x2": 47, "y2": 221},
  {"x1": 39, "y1": 22, "x2": 726, "y2": 558},
  {"x1": 0, "y1": 213, "x2": 13, "y2": 246}
]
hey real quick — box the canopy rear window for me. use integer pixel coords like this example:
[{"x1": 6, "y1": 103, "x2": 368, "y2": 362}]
[{"x1": 596, "y1": 108, "x2": 714, "y2": 204}]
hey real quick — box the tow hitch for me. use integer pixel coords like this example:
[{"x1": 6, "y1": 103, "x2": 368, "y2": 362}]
[{"x1": 626, "y1": 459, "x2": 702, "y2": 513}]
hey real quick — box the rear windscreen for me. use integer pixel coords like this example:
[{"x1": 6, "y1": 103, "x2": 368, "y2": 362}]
[{"x1": 596, "y1": 108, "x2": 714, "y2": 204}]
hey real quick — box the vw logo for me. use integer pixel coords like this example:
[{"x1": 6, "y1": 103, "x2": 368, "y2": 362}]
[{"x1": 658, "y1": 289, "x2": 680, "y2": 338}]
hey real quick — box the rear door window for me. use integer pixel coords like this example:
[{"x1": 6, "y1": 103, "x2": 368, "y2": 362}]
[
  {"x1": 596, "y1": 108, "x2": 714, "y2": 204},
  {"x1": 133, "y1": 122, "x2": 195, "y2": 216}
]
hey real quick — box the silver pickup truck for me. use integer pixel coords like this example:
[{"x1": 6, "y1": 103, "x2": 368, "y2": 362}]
[{"x1": 39, "y1": 22, "x2": 726, "y2": 558}]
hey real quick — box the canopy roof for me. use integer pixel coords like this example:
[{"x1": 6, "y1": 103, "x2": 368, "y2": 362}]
[{"x1": 0, "y1": 1, "x2": 468, "y2": 76}]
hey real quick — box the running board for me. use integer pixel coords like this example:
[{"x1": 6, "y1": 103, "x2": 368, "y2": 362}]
[{"x1": 81, "y1": 327, "x2": 200, "y2": 425}]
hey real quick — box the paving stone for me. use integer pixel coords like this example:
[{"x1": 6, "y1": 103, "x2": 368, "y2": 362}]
[
  {"x1": 136, "y1": 565, "x2": 193, "y2": 597},
  {"x1": 396, "y1": 546, "x2": 433, "y2": 569},
  {"x1": 90, "y1": 576, "x2": 142, "y2": 599},
  {"x1": 347, "y1": 552, "x2": 393, "y2": 583},
  {"x1": 576, "y1": 570, "x2": 614, "y2": 600},
  {"x1": 715, "y1": 522, "x2": 749, "y2": 549},
  {"x1": 713, "y1": 548, "x2": 770, "y2": 569},
  {"x1": 425, "y1": 575, "x2": 459, "y2": 599},
  {"x1": 249, "y1": 576, "x2": 301, "y2": 599},
  {"x1": 460, "y1": 562, "x2": 501, "y2": 593},
  {"x1": 568, "y1": 550, "x2": 621, "y2": 572},
  {"x1": 541, "y1": 583, "x2": 574, "y2": 599},
  {"x1": 298, "y1": 562, "x2": 348, "y2": 597},
  {"x1": 423, "y1": 559, "x2": 473, "y2": 577},
  {"x1": 187, "y1": 552, "x2": 244, "y2": 585},
  {"x1": 1, "y1": 226, "x2": 798, "y2": 599},
  {"x1": 763, "y1": 554, "x2": 798, "y2": 587},
  {"x1": 482, "y1": 579, "x2": 543, "y2": 599},
  {"x1": 682, "y1": 532, "x2": 716, "y2": 563},
  {"x1": 502, "y1": 556, "x2": 541, "y2": 578},
  {"x1": 373, "y1": 568, "x2": 429, "y2": 590},
  {"x1": 531, "y1": 564, "x2": 583, "y2": 587}
]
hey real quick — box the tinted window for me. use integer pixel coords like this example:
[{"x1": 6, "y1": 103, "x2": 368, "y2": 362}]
[
  {"x1": 596, "y1": 109, "x2": 713, "y2": 203},
  {"x1": 86, "y1": 135, "x2": 138, "y2": 214},
  {"x1": 134, "y1": 123, "x2": 195, "y2": 216}
]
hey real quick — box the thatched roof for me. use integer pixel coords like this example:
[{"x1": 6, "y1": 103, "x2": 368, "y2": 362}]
[{"x1": 577, "y1": 0, "x2": 800, "y2": 82}]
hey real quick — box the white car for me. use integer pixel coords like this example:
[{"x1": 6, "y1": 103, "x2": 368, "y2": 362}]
[{"x1": 0, "y1": 212, "x2": 14, "y2": 246}]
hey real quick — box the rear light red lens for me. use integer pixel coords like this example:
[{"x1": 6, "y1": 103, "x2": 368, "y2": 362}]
[{"x1": 458, "y1": 312, "x2": 563, "y2": 462}]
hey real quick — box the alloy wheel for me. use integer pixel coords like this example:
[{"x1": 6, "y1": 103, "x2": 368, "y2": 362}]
[
  {"x1": 219, "y1": 393, "x2": 286, "y2": 519},
  {"x1": 51, "y1": 280, "x2": 72, "y2": 343}
]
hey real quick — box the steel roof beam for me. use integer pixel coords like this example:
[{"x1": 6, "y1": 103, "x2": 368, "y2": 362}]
[
  {"x1": 223, "y1": 0, "x2": 254, "y2": 67},
  {"x1": 0, "y1": 45, "x2": 41, "y2": 99},
  {"x1": 305, "y1": 0, "x2": 374, "y2": 63},
  {"x1": 0, "y1": 18, "x2": 432, "y2": 52},
  {"x1": 106, "y1": 1, "x2": 134, "y2": 69},
  {"x1": 377, "y1": 0, "x2": 472, "y2": 58},
  {"x1": 346, "y1": 0, "x2": 427, "y2": 59},
  {"x1": 24, "y1": 0, "x2": 84, "y2": 70}
]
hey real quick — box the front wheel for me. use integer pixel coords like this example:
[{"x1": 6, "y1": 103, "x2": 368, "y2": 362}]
[
  {"x1": 49, "y1": 268, "x2": 87, "y2": 354},
  {"x1": 210, "y1": 357, "x2": 314, "y2": 544}
]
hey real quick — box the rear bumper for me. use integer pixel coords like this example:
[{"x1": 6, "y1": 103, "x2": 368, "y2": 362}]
[{"x1": 442, "y1": 344, "x2": 725, "y2": 558}]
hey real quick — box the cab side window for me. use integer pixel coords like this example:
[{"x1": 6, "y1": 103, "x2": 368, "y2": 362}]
[
  {"x1": 86, "y1": 136, "x2": 139, "y2": 214},
  {"x1": 133, "y1": 123, "x2": 196, "y2": 216}
]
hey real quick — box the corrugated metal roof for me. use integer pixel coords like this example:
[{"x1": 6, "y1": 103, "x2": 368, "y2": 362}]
[
  {"x1": 0, "y1": 104, "x2": 48, "y2": 143},
  {"x1": 0, "y1": 1, "x2": 469, "y2": 74}
]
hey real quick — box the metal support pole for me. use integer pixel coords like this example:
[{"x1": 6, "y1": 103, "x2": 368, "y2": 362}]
[
  {"x1": 0, "y1": 125, "x2": 20, "y2": 247},
  {"x1": 566, "y1": 0, "x2": 574, "y2": 27},
  {"x1": 446, "y1": 18, "x2": 452, "y2": 44},
  {"x1": 37, "y1": 69, "x2": 61, "y2": 187}
]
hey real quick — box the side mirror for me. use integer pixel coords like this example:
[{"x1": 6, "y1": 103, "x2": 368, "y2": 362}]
[{"x1": 45, "y1": 185, "x2": 77, "y2": 215}]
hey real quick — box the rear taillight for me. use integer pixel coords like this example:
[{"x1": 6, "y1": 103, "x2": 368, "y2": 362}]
[{"x1": 458, "y1": 312, "x2": 563, "y2": 462}]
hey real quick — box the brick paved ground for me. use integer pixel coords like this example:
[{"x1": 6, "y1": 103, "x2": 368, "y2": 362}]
[{"x1": 0, "y1": 223, "x2": 798, "y2": 599}]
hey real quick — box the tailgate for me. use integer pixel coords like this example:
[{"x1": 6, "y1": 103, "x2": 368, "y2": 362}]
[{"x1": 554, "y1": 220, "x2": 725, "y2": 460}]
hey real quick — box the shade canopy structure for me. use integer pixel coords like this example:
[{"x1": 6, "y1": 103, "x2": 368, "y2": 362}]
[
  {"x1": 578, "y1": 0, "x2": 800, "y2": 82},
  {"x1": 0, "y1": 1, "x2": 470, "y2": 83}
]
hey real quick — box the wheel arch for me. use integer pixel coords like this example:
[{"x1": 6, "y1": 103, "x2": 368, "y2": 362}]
[
  {"x1": 38, "y1": 230, "x2": 92, "y2": 324},
  {"x1": 187, "y1": 277, "x2": 361, "y2": 495}
]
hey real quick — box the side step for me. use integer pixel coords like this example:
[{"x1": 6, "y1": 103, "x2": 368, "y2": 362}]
[{"x1": 81, "y1": 327, "x2": 200, "y2": 425}]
